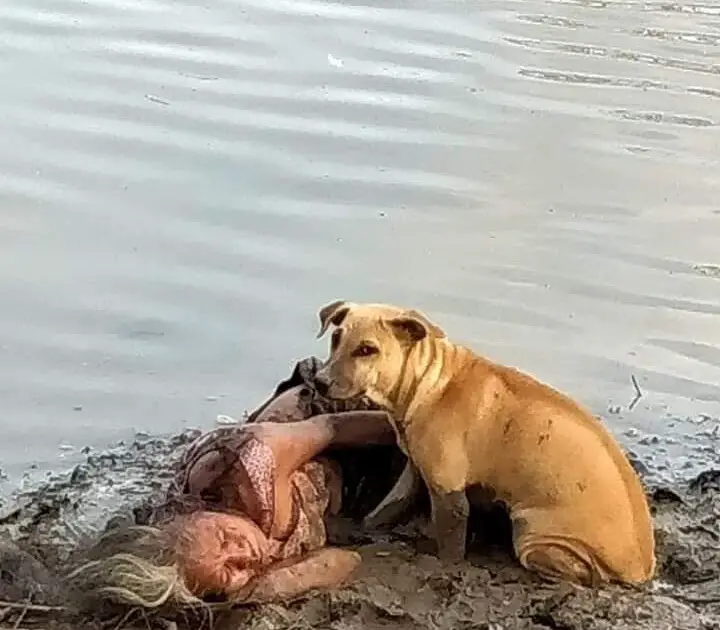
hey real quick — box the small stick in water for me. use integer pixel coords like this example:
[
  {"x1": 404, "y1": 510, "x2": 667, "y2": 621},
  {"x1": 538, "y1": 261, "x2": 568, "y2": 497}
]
[{"x1": 628, "y1": 375, "x2": 643, "y2": 411}]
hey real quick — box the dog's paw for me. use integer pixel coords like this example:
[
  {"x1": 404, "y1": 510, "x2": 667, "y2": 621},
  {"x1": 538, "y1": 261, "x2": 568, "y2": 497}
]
[{"x1": 415, "y1": 539, "x2": 467, "y2": 566}]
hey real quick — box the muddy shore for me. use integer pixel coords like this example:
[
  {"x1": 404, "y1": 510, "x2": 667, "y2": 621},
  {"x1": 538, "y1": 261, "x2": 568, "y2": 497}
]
[{"x1": 0, "y1": 424, "x2": 718, "y2": 630}]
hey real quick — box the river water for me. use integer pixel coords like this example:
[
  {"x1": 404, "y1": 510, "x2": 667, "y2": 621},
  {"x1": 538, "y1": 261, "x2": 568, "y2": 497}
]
[{"x1": 0, "y1": 0, "x2": 719, "y2": 492}]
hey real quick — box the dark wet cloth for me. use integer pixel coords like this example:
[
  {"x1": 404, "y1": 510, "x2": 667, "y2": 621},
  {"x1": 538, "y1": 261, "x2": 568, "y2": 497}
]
[
  {"x1": 151, "y1": 427, "x2": 340, "y2": 596},
  {"x1": 159, "y1": 426, "x2": 338, "y2": 550},
  {"x1": 247, "y1": 357, "x2": 407, "y2": 521},
  {"x1": 164, "y1": 430, "x2": 278, "y2": 534},
  {"x1": 247, "y1": 356, "x2": 383, "y2": 422},
  {"x1": 136, "y1": 357, "x2": 392, "y2": 598}
]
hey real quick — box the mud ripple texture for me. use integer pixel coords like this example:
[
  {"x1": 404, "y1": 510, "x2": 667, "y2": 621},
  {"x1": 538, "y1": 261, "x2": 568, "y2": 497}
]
[{"x1": 0, "y1": 432, "x2": 718, "y2": 630}]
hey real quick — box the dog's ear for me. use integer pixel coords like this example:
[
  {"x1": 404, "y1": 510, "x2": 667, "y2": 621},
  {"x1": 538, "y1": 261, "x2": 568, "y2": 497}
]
[
  {"x1": 316, "y1": 300, "x2": 352, "y2": 339},
  {"x1": 389, "y1": 309, "x2": 446, "y2": 343}
]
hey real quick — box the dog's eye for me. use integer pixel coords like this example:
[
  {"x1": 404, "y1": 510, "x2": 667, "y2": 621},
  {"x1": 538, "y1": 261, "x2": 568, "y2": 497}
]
[{"x1": 353, "y1": 343, "x2": 378, "y2": 358}]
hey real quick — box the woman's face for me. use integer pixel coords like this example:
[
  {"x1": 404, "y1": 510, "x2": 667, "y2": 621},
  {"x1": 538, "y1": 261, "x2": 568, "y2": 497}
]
[{"x1": 174, "y1": 511, "x2": 272, "y2": 597}]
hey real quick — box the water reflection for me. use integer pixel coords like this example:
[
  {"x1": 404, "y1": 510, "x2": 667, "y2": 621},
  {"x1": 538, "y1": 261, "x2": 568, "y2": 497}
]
[{"x1": 0, "y1": 0, "x2": 718, "y2": 489}]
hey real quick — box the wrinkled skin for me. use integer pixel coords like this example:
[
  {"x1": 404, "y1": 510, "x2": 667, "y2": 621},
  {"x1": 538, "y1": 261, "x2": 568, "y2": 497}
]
[
  {"x1": 166, "y1": 392, "x2": 396, "y2": 602},
  {"x1": 313, "y1": 300, "x2": 445, "y2": 404},
  {"x1": 313, "y1": 302, "x2": 656, "y2": 585}
]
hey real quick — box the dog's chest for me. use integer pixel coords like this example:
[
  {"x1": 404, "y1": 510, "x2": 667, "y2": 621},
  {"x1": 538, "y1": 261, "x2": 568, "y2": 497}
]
[{"x1": 392, "y1": 414, "x2": 446, "y2": 464}]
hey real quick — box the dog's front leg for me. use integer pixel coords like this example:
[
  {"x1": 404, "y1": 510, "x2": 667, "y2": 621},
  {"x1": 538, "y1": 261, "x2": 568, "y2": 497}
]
[{"x1": 429, "y1": 488, "x2": 470, "y2": 564}]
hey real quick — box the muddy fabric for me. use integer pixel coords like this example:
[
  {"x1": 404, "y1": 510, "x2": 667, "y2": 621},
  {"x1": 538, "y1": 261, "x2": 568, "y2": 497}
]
[
  {"x1": 170, "y1": 454, "x2": 338, "y2": 599},
  {"x1": 150, "y1": 426, "x2": 341, "y2": 597},
  {"x1": 159, "y1": 429, "x2": 279, "y2": 534},
  {"x1": 247, "y1": 356, "x2": 383, "y2": 422},
  {"x1": 246, "y1": 357, "x2": 409, "y2": 521}
]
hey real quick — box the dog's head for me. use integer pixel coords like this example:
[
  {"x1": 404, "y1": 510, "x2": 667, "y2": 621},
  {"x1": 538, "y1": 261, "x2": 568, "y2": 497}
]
[{"x1": 314, "y1": 300, "x2": 446, "y2": 406}]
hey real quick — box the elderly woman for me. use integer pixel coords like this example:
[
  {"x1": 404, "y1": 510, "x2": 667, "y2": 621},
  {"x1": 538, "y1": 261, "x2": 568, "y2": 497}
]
[{"x1": 69, "y1": 358, "x2": 407, "y2": 609}]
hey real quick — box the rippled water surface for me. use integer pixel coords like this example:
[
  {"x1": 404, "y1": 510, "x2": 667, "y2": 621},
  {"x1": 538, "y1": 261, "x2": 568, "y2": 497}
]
[{"x1": 1, "y1": 0, "x2": 719, "y2": 489}]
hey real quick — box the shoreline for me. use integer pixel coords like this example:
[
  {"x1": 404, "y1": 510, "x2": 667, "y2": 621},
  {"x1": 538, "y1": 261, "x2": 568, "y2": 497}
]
[{"x1": 0, "y1": 425, "x2": 718, "y2": 629}]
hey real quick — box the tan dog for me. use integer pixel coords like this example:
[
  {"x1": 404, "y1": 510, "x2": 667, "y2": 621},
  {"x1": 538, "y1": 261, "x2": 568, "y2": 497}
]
[{"x1": 313, "y1": 300, "x2": 656, "y2": 586}]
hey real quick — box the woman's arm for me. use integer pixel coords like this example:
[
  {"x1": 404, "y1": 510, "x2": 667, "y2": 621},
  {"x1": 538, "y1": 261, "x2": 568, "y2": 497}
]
[
  {"x1": 253, "y1": 411, "x2": 396, "y2": 479},
  {"x1": 323, "y1": 410, "x2": 397, "y2": 448},
  {"x1": 235, "y1": 547, "x2": 361, "y2": 604}
]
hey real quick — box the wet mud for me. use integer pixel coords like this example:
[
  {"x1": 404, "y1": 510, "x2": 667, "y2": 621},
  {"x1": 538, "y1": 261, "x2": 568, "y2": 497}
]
[{"x1": 0, "y1": 426, "x2": 718, "y2": 630}]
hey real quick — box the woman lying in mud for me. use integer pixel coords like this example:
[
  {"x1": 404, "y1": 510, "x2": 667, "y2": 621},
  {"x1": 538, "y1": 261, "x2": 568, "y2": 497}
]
[{"x1": 68, "y1": 358, "x2": 406, "y2": 609}]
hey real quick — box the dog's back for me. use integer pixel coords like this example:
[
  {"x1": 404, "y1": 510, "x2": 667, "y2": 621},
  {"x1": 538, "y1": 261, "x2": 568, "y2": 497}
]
[{"x1": 455, "y1": 353, "x2": 656, "y2": 582}]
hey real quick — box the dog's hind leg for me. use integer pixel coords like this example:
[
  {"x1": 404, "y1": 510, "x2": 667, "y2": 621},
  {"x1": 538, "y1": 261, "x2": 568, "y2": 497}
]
[
  {"x1": 511, "y1": 511, "x2": 609, "y2": 586},
  {"x1": 513, "y1": 526, "x2": 605, "y2": 587}
]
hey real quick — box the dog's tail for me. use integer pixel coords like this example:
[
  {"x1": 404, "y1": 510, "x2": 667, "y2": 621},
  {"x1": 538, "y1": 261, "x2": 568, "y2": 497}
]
[{"x1": 66, "y1": 525, "x2": 200, "y2": 611}]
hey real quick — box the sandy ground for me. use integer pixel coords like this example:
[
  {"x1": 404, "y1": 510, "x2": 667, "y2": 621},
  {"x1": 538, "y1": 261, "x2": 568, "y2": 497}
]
[{"x1": 0, "y1": 429, "x2": 718, "y2": 630}]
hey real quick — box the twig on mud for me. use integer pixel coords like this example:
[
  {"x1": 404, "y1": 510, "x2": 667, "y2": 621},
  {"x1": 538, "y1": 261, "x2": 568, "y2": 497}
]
[
  {"x1": 679, "y1": 524, "x2": 720, "y2": 541},
  {"x1": 0, "y1": 606, "x2": 12, "y2": 624},
  {"x1": 674, "y1": 594, "x2": 720, "y2": 605},
  {"x1": 628, "y1": 375, "x2": 643, "y2": 411},
  {"x1": 11, "y1": 599, "x2": 30, "y2": 630},
  {"x1": 0, "y1": 601, "x2": 63, "y2": 613},
  {"x1": 113, "y1": 607, "x2": 139, "y2": 630}
]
